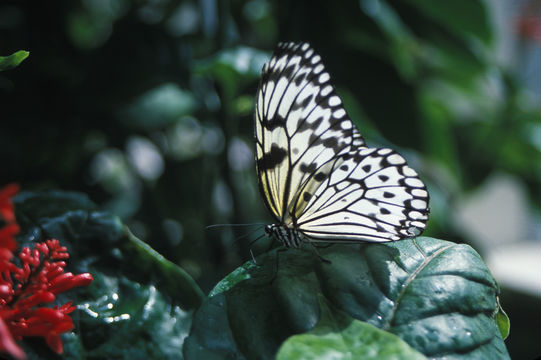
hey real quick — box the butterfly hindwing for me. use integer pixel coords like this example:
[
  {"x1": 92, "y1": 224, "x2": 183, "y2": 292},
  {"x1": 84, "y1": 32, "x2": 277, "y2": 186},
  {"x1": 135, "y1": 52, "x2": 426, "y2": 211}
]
[
  {"x1": 296, "y1": 148, "x2": 429, "y2": 242},
  {"x1": 255, "y1": 42, "x2": 429, "y2": 245}
]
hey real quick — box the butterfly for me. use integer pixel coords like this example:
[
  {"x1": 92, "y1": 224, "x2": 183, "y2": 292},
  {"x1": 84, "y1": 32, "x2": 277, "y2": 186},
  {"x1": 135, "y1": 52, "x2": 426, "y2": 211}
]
[{"x1": 255, "y1": 42, "x2": 429, "y2": 249}]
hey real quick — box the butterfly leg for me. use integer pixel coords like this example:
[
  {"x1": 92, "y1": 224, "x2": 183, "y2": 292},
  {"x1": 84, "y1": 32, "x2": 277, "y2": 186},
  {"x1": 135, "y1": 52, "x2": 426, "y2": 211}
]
[
  {"x1": 249, "y1": 248, "x2": 259, "y2": 266},
  {"x1": 309, "y1": 242, "x2": 332, "y2": 264},
  {"x1": 270, "y1": 247, "x2": 288, "y2": 284},
  {"x1": 247, "y1": 233, "x2": 270, "y2": 266}
]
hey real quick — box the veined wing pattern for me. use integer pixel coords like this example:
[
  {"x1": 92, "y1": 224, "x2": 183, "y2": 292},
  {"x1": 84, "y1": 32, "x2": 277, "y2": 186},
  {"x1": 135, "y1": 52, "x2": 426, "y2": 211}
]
[{"x1": 255, "y1": 42, "x2": 429, "y2": 248}]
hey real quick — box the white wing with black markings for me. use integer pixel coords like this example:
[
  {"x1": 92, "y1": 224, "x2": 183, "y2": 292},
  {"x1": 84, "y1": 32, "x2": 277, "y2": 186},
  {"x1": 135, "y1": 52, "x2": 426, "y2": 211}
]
[{"x1": 255, "y1": 42, "x2": 429, "y2": 246}]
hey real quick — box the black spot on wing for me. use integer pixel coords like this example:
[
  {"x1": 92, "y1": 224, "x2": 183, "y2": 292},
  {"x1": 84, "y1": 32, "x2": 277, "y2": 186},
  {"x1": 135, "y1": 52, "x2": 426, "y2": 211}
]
[
  {"x1": 323, "y1": 137, "x2": 338, "y2": 149},
  {"x1": 353, "y1": 153, "x2": 364, "y2": 163},
  {"x1": 308, "y1": 133, "x2": 344, "y2": 155},
  {"x1": 263, "y1": 113, "x2": 286, "y2": 131},
  {"x1": 314, "y1": 172, "x2": 327, "y2": 182},
  {"x1": 294, "y1": 72, "x2": 307, "y2": 86},
  {"x1": 300, "y1": 163, "x2": 317, "y2": 173},
  {"x1": 297, "y1": 113, "x2": 320, "y2": 133},
  {"x1": 291, "y1": 94, "x2": 314, "y2": 112},
  {"x1": 257, "y1": 144, "x2": 287, "y2": 171}
]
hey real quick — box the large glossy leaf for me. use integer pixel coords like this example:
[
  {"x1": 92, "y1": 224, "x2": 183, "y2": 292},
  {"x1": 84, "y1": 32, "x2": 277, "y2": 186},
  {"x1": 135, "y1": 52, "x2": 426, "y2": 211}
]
[
  {"x1": 13, "y1": 190, "x2": 203, "y2": 359},
  {"x1": 184, "y1": 237, "x2": 509, "y2": 359},
  {"x1": 277, "y1": 296, "x2": 426, "y2": 360}
]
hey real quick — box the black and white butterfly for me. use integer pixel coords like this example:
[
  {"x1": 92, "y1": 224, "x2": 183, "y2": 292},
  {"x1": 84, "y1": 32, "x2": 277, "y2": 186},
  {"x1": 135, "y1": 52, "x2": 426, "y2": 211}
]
[{"x1": 255, "y1": 42, "x2": 429, "y2": 249}]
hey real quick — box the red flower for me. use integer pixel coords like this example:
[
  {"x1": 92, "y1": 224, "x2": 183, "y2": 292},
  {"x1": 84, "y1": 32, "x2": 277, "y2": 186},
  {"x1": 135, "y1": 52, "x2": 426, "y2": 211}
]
[
  {"x1": 0, "y1": 184, "x2": 19, "y2": 225},
  {"x1": 0, "y1": 184, "x2": 19, "y2": 271},
  {"x1": 0, "y1": 184, "x2": 94, "y2": 359}
]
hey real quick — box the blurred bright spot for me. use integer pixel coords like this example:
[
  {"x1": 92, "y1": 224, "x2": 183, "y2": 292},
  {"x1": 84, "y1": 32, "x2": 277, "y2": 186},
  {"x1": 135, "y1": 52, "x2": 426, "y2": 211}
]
[
  {"x1": 89, "y1": 148, "x2": 143, "y2": 218},
  {"x1": 453, "y1": 173, "x2": 528, "y2": 248},
  {"x1": 525, "y1": 123, "x2": 541, "y2": 151},
  {"x1": 67, "y1": 0, "x2": 128, "y2": 49},
  {"x1": 243, "y1": 0, "x2": 269, "y2": 21},
  {"x1": 166, "y1": 2, "x2": 200, "y2": 36},
  {"x1": 167, "y1": 117, "x2": 224, "y2": 159},
  {"x1": 212, "y1": 181, "x2": 233, "y2": 216},
  {"x1": 126, "y1": 136, "x2": 164, "y2": 181},
  {"x1": 228, "y1": 137, "x2": 253, "y2": 171},
  {"x1": 67, "y1": 11, "x2": 113, "y2": 49},
  {"x1": 122, "y1": 83, "x2": 197, "y2": 129},
  {"x1": 234, "y1": 95, "x2": 254, "y2": 116},
  {"x1": 487, "y1": 242, "x2": 541, "y2": 297},
  {"x1": 162, "y1": 218, "x2": 183, "y2": 246},
  {"x1": 89, "y1": 148, "x2": 132, "y2": 190},
  {"x1": 167, "y1": 116, "x2": 202, "y2": 159},
  {"x1": 360, "y1": 0, "x2": 381, "y2": 17},
  {"x1": 201, "y1": 125, "x2": 225, "y2": 155},
  {"x1": 200, "y1": 0, "x2": 218, "y2": 36},
  {"x1": 196, "y1": 46, "x2": 270, "y2": 78}
]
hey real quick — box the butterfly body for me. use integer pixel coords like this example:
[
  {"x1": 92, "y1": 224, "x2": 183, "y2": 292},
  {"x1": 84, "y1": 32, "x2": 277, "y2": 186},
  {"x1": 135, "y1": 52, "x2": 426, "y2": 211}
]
[
  {"x1": 264, "y1": 224, "x2": 303, "y2": 248},
  {"x1": 255, "y1": 42, "x2": 429, "y2": 247}
]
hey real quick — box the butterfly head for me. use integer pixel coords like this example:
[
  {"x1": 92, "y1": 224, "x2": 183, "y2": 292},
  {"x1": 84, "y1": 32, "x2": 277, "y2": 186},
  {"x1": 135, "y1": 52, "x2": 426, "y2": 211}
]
[
  {"x1": 264, "y1": 224, "x2": 274, "y2": 236},
  {"x1": 264, "y1": 223, "x2": 302, "y2": 249}
]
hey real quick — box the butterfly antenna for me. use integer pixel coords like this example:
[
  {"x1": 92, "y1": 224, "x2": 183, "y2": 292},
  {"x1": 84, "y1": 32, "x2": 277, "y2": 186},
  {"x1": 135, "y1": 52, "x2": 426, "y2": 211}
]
[
  {"x1": 206, "y1": 223, "x2": 265, "y2": 229},
  {"x1": 230, "y1": 225, "x2": 265, "y2": 246}
]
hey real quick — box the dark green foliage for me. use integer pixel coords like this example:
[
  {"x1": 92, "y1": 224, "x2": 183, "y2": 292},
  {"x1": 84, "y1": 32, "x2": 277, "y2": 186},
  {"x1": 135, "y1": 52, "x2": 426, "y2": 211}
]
[
  {"x1": 3, "y1": 0, "x2": 539, "y2": 357},
  {"x1": 14, "y1": 191, "x2": 203, "y2": 358}
]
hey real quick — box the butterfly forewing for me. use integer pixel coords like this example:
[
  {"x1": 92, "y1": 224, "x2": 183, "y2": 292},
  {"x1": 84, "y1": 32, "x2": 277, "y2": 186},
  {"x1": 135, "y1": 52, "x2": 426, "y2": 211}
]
[
  {"x1": 255, "y1": 42, "x2": 364, "y2": 224},
  {"x1": 255, "y1": 42, "x2": 429, "y2": 245}
]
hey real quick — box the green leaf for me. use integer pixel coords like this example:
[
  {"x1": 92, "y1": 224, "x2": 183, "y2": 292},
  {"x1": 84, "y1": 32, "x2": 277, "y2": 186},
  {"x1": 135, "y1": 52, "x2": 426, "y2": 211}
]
[
  {"x1": 184, "y1": 238, "x2": 510, "y2": 359},
  {"x1": 194, "y1": 46, "x2": 269, "y2": 98},
  {"x1": 13, "y1": 190, "x2": 203, "y2": 358},
  {"x1": 495, "y1": 299, "x2": 510, "y2": 340},
  {"x1": 71, "y1": 272, "x2": 193, "y2": 359},
  {"x1": 119, "y1": 83, "x2": 197, "y2": 130},
  {"x1": 0, "y1": 50, "x2": 29, "y2": 71},
  {"x1": 122, "y1": 228, "x2": 205, "y2": 309},
  {"x1": 277, "y1": 296, "x2": 426, "y2": 360}
]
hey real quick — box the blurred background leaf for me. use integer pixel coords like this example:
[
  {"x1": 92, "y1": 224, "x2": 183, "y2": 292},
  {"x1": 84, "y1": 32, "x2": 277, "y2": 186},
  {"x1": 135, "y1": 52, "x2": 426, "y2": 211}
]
[
  {"x1": 2, "y1": 0, "x2": 541, "y2": 357},
  {"x1": 0, "y1": 50, "x2": 29, "y2": 71}
]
